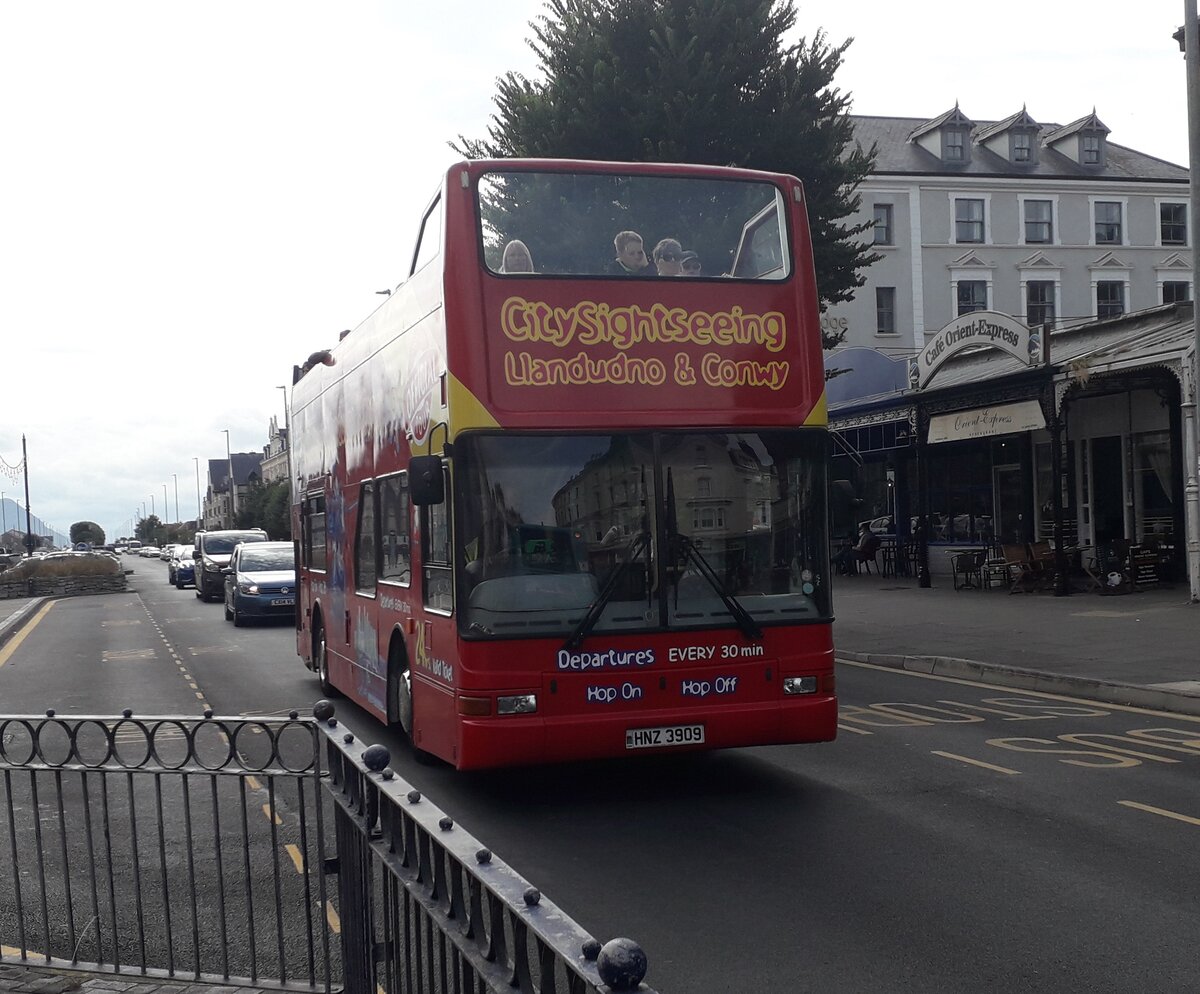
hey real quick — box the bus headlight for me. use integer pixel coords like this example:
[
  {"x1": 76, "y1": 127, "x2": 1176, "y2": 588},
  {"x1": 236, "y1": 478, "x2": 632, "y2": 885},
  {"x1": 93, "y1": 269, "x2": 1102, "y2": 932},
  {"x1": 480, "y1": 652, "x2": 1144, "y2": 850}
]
[
  {"x1": 783, "y1": 676, "x2": 817, "y2": 695},
  {"x1": 497, "y1": 694, "x2": 537, "y2": 715}
]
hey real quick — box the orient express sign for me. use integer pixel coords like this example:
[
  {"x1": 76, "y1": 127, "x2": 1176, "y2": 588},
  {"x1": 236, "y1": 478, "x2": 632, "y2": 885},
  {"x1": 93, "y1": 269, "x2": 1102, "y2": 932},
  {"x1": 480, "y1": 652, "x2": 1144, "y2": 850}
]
[
  {"x1": 927, "y1": 399, "x2": 1046, "y2": 444},
  {"x1": 909, "y1": 311, "x2": 1041, "y2": 391}
]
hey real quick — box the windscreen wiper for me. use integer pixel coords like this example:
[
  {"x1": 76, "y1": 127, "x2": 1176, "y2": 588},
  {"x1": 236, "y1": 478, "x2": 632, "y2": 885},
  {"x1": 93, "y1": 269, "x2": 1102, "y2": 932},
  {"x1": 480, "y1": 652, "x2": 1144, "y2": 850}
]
[
  {"x1": 563, "y1": 529, "x2": 649, "y2": 651},
  {"x1": 665, "y1": 468, "x2": 762, "y2": 641},
  {"x1": 564, "y1": 467, "x2": 652, "y2": 652}
]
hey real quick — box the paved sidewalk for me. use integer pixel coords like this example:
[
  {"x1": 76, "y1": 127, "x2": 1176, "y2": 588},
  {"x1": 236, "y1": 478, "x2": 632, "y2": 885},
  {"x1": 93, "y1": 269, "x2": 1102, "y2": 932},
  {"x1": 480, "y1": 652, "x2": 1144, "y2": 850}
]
[
  {"x1": 0, "y1": 963, "x2": 269, "y2": 994},
  {"x1": 833, "y1": 571, "x2": 1200, "y2": 714}
]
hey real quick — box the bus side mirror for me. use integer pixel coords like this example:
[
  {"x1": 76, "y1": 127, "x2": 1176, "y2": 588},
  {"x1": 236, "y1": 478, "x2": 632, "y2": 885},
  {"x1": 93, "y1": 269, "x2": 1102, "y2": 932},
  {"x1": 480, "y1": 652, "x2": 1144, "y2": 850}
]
[{"x1": 409, "y1": 455, "x2": 445, "y2": 506}]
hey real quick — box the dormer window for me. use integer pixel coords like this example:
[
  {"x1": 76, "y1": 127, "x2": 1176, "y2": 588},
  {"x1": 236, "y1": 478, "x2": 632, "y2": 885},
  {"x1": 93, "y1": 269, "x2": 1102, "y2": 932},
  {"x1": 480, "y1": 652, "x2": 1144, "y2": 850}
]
[
  {"x1": 944, "y1": 130, "x2": 965, "y2": 161},
  {"x1": 1082, "y1": 135, "x2": 1101, "y2": 164},
  {"x1": 1013, "y1": 132, "x2": 1032, "y2": 162}
]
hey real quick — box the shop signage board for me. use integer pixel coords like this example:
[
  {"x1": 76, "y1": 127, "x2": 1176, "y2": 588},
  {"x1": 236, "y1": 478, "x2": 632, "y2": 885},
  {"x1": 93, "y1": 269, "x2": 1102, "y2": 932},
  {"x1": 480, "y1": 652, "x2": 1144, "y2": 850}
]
[
  {"x1": 927, "y1": 399, "x2": 1046, "y2": 444},
  {"x1": 909, "y1": 310, "x2": 1042, "y2": 390}
]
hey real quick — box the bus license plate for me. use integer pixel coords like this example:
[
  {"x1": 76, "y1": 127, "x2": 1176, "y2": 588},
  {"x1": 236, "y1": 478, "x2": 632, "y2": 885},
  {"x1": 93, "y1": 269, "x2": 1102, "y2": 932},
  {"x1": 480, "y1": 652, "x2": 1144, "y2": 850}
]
[
  {"x1": 625, "y1": 724, "x2": 705, "y2": 750},
  {"x1": 272, "y1": 597, "x2": 295, "y2": 607}
]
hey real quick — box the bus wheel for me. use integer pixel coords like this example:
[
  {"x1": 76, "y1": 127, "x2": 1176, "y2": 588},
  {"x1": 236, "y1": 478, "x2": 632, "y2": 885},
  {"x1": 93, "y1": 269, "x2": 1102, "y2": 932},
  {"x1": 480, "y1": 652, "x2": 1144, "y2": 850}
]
[
  {"x1": 315, "y1": 618, "x2": 337, "y2": 697},
  {"x1": 389, "y1": 642, "x2": 432, "y2": 765}
]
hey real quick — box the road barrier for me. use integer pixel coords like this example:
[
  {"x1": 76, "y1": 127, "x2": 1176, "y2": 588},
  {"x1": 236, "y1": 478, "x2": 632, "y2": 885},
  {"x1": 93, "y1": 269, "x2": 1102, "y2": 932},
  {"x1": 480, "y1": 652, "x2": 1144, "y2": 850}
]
[{"x1": 0, "y1": 705, "x2": 655, "y2": 993}]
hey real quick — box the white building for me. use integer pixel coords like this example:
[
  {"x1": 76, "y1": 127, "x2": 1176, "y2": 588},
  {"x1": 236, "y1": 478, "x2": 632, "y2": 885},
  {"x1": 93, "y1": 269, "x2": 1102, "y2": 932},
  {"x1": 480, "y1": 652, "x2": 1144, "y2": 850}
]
[{"x1": 825, "y1": 107, "x2": 1190, "y2": 354}]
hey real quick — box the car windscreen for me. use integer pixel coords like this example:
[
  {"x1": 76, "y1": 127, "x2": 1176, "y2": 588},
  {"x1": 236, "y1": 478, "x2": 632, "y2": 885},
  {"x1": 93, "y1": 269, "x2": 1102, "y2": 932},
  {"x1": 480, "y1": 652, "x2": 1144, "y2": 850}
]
[
  {"x1": 238, "y1": 549, "x2": 295, "y2": 572},
  {"x1": 204, "y1": 534, "x2": 264, "y2": 555}
]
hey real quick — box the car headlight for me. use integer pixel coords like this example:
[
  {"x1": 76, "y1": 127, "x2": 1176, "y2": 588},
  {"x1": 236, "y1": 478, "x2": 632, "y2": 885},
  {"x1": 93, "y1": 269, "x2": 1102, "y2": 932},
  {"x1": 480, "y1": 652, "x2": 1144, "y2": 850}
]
[
  {"x1": 238, "y1": 581, "x2": 259, "y2": 594},
  {"x1": 204, "y1": 560, "x2": 221, "y2": 571}
]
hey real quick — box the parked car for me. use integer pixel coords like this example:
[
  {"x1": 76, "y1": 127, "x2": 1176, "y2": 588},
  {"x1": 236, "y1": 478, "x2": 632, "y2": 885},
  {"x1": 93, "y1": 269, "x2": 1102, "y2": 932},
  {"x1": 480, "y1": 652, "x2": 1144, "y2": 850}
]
[
  {"x1": 222, "y1": 541, "x2": 296, "y2": 626},
  {"x1": 139, "y1": 546, "x2": 160, "y2": 558},
  {"x1": 168, "y1": 544, "x2": 194, "y2": 585},
  {"x1": 175, "y1": 555, "x2": 195, "y2": 590},
  {"x1": 193, "y1": 528, "x2": 269, "y2": 601},
  {"x1": 159, "y1": 544, "x2": 177, "y2": 561}
]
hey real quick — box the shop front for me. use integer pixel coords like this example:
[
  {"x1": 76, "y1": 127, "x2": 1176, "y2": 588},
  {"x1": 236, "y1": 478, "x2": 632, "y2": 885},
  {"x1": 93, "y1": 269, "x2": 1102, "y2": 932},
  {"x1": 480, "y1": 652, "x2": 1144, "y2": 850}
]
[{"x1": 828, "y1": 303, "x2": 1195, "y2": 589}]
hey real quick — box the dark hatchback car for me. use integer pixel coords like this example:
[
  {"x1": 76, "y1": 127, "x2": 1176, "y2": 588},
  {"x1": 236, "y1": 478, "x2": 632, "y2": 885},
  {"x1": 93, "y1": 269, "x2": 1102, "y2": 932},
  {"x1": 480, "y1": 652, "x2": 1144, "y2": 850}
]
[{"x1": 223, "y1": 541, "x2": 296, "y2": 626}]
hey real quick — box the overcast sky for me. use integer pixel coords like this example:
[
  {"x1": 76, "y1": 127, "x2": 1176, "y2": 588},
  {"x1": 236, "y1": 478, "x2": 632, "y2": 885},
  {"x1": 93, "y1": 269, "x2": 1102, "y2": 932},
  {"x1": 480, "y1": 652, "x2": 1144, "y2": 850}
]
[{"x1": 0, "y1": 1, "x2": 1189, "y2": 542}]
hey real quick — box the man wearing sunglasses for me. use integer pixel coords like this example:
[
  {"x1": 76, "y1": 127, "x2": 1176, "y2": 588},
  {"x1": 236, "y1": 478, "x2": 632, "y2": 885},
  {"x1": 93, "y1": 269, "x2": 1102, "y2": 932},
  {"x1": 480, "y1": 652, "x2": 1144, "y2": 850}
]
[{"x1": 652, "y1": 237, "x2": 685, "y2": 276}]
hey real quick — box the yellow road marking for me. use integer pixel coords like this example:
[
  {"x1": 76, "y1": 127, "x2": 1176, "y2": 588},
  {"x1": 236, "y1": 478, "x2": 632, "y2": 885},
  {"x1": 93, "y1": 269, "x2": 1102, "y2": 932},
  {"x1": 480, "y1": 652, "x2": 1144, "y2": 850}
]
[
  {"x1": 262, "y1": 803, "x2": 281, "y2": 825},
  {"x1": 326, "y1": 903, "x2": 341, "y2": 933},
  {"x1": 931, "y1": 750, "x2": 1021, "y2": 775},
  {"x1": 286, "y1": 843, "x2": 305, "y2": 874},
  {"x1": 1118, "y1": 800, "x2": 1200, "y2": 827},
  {"x1": 839, "y1": 658, "x2": 1200, "y2": 722},
  {"x1": 837, "y1": 723, "x2": 872, "y2": 735},
  {"x1": 0, "y1": 602, "x2": 55, "y2": 668},
  {"x1": 246, "y1": 775, "x2": 261, "y2": 790}
]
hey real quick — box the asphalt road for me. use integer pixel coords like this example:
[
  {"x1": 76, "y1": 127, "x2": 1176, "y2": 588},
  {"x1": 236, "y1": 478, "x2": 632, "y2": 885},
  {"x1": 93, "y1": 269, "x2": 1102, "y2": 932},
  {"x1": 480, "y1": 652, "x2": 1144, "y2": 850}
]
[{"x1": 2, "y1": 561, "x2": 1199, "y2": 992}]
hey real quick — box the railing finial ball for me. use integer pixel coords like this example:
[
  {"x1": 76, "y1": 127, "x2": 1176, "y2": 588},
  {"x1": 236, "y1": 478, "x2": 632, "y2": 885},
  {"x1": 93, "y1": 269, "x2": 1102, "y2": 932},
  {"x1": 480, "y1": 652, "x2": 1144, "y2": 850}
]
[
  {"x1": 475, "y1": 848, "x2": 492, "y2": 864},
  {"x1": 362, "y1": 743, "x2": 390, "y2": 772},
  {"x1": 439, "y1": 816, "x2": 453, "y2": 831},
  {"x1": 407, "y1": 790, "x2": 421, "y2": 804},
  {"x1": 382, "y1": 768, "x2": 394, "y2": 781},
  {"x1": 45, "y1": 708, "x2": 55, "y2": 718},
  {"x1": 122, "y1": 708, "x2": 133, "y2": 719},
  {"x1": 343, "y1": 733, "x2": 354, "y2": 744},
  {"x1": 203, "y1": 709, "x2": 213, "y2": 719},
  {"x1": 581, "y1": 939, "x2": 601, "y2": 961},
  {"x1": 597, "y1": 938, "x2": 647, "y2": 991},
  {"x1": 327, "y1": 718, "x2": 338, "y2": 727},
  {"x1": 523, "y1": 887, "x2": 541, "y2": 907},
  {"x1": 289, "y1": 710, "x2": 299, "y2": 720},
  {"x1": 312, "y1": 700, "x2": 335, "y2": 721}
]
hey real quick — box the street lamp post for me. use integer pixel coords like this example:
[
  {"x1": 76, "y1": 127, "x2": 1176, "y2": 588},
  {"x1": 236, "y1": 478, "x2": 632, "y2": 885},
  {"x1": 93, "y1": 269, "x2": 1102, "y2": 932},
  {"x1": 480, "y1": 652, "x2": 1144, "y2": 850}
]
[
  {"x1": 173, "y1": 474, "x2": 179, "y2": 523},
  {"x1": 223, "y1": 429, "x2": 234, "y2": 528},
  {"x1": 1184, "y1": 1, "x2": 1200, "y2": 602},
  {"x1": 194, "y1": 457, "x2": 203, "y2": 527},
  {"x1": 277, "y1": 383, "x2": 293, "y2": 495},
  {"x1": 150, "y1": 494, "x2": 155, "y2": 519},
  {"x1": 163, "y1": 484, "x2": 169, "y2": 524}
]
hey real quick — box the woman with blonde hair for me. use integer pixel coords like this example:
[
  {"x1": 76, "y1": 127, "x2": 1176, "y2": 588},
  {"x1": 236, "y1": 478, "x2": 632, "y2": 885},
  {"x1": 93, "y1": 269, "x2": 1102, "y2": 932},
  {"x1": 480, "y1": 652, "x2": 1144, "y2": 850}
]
[{"x1": 499, "y1": 239, "x2": 534, "y2": 273}]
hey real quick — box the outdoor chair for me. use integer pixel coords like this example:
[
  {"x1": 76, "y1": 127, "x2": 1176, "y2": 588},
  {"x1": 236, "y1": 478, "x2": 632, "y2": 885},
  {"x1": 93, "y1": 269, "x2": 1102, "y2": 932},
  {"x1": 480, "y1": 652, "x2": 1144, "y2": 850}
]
[
  {"x1": 1000, "y1": 543, "x2": 1037, "y2": 593},
  {"x1": 981, "y1": 543, "x2": 1013, "y2": 589},
  {"x1": 951, "y1": 549, "x2": 985, "y2": 590},
  {"x1": 1026, "y1": 541, "x2": 1056, "y2": 591},
  {"x1": 853, "y1": 532, "x2": 882, "y2": 574}
]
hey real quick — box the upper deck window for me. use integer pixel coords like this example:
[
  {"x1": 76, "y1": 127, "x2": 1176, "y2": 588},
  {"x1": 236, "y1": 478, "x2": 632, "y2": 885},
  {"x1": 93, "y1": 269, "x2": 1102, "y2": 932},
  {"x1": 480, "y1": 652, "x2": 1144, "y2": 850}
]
[{"x1": 477, "y1": 170, "x2": 791, "y2": 281}]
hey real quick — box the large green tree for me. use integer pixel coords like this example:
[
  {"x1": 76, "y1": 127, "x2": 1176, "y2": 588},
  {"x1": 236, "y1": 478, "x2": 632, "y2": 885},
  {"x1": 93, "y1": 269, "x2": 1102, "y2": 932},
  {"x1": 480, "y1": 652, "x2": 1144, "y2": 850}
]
[
  {"x1": 69, "y1": 521, "x2": 106, "y2": 546},
  {"x1": 455, "y1": 0, "x2": 878, "y2": 342},
  {"x1": 235, "y1": 480, "x2": 292, "y2": 540}
]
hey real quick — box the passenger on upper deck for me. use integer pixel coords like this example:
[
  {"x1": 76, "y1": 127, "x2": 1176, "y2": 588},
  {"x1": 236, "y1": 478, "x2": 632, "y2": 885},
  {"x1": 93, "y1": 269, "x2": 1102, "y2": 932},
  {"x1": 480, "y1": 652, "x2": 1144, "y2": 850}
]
[
  {"x1": 652, "y1": 238, "x2": 684, "y2": 276},
  {"x1": 680, "y1": 250, "x2": 701, "y2": 275},
  {"x1": 499, "y1": 239, "x2": 534, "y2": 273},
  {"x1": 605, "y1": 230, "x2": 652, "y2": 276}
]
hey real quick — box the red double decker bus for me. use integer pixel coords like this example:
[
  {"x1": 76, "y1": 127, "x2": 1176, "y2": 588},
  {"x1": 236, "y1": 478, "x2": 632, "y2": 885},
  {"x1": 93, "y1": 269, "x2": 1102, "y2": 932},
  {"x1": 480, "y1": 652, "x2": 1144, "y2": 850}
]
[{"x1": 289, "y1": 158, "x2": 835, "y2": 769}]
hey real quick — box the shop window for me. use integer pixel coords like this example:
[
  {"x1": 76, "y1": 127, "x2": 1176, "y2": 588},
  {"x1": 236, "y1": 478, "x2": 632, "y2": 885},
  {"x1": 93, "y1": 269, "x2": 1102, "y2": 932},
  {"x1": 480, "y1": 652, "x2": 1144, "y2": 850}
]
[{"x1": 1133, "y1": 431, "x2": 1174, "y2": 540}]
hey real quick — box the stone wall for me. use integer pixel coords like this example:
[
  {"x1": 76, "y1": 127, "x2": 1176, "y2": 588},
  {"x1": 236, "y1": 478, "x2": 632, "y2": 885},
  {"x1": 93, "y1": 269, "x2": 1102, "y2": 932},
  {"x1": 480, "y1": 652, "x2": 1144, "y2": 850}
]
[{"x1": 0, "y1": 574, "x2": 127, "y2": 599}]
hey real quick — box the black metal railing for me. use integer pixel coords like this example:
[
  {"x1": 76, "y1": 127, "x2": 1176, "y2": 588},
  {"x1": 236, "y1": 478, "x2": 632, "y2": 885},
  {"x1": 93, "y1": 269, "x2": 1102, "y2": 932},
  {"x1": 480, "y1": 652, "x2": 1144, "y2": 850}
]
[
  {"x1": 0, "y1": 709, "x2": 335, "y2": 991},
  {"x1": 1, "y1": 705, "x2": 657, "y2": 993},
  {"x1": 317, "y1": 701, "x2": 655, "y2": 994}
]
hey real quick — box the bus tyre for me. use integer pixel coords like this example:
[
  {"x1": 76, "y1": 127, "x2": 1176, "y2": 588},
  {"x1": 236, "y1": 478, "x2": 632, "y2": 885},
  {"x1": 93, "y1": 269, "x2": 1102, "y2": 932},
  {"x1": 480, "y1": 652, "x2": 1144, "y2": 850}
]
[
  {"x1": 315, "y1": 619, "x2": 338, "y2": 697},
  {"x1": 389, "y1": 645, "x2": 432, "y2": 765}
]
